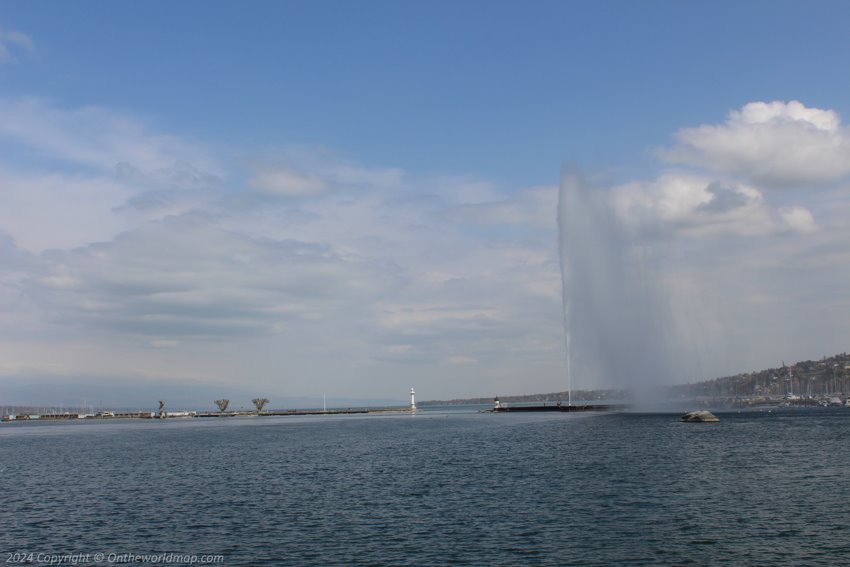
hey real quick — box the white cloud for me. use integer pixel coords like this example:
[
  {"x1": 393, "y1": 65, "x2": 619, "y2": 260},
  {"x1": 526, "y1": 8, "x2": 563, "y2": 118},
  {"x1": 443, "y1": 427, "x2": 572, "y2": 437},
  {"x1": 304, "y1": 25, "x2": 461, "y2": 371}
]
[
  {"x1": 609, "y1": 173, "x2": 791, "y2": 238},
  {"x1": 432, "y1": 176, "x2": 501, "y2": 205},
  {"x1": 446, "y1": 185, "x2": 557, "y2": 225},
  {"x1": 0, "y1": 99, "x2": 223, "y2": 253},
  {"x1": 248, "y1": 147, "x2": 404, "y2": 194},
  {"x1": 250, "y1": 167, "x2": 327, "y2": 196},
  {"x1": 778, "y1": 205, "x2": 818, "y2": 234},
  {"x1": 0, "y1": 170, "x2": 133, "y2": 252},
  {"x1": 662, "y1": 100, "x2": 850, "y2": 187},
  {"x1": 378, "y1": 304, "x2": 501, "y2": 329},
  {"x1": 448, "y1": 355, "x2": 477, "y2": 365},
  {"x1": 0, "y1": 29, "x2": 34, "y2": 63},
  {"x1": 330, "y1": 161, "x2": 404, "y2": 188},
  {"x1": 0, "y1": 97, "x2": 217, "y2": 174},
  {"x1": 25, "y1": 217, "x2": 396, "y2": 340}
]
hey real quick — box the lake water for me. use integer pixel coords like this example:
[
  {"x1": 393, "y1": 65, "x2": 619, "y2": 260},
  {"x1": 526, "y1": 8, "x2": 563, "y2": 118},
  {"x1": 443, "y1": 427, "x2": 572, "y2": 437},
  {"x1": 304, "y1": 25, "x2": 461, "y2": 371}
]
[{"x1": 2, "y1": 407, "x2": 849, "y2": 566}]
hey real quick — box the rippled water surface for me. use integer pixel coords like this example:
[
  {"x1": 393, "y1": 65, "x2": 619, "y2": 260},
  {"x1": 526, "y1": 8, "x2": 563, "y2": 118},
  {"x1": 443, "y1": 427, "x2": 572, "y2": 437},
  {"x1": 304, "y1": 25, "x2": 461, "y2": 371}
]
[{"x1": 2, "y1": 408, "x2": 850, "y2": 565}]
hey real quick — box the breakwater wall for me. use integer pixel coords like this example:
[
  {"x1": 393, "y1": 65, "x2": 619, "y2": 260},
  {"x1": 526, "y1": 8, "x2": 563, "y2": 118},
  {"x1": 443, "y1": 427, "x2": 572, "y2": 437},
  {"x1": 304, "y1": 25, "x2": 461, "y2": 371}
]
[{"x1": 1, "y1": 407, "x2": 414, "y2": 422}]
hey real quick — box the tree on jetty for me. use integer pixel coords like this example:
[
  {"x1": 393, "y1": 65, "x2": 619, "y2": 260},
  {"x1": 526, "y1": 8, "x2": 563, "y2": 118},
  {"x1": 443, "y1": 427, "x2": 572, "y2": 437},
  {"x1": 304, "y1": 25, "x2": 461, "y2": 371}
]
[
  {"x1": 252, "y1": 398, "x2": 270, "y2": 413},
  {"x1": 214, "y1": 399, "x2": 230, "y2": 413}
]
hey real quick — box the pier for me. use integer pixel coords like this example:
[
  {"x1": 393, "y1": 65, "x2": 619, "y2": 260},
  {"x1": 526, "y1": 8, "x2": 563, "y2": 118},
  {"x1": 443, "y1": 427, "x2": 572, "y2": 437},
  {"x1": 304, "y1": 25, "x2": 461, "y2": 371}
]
[
  {"x1": 2, "y1": 387, "x2": 422, "y2": 423},
  {"x1": 487, "y1": 396, "x2": 622, "y2": 413},
  {"x1": 195, "y1": 407, "x2": 412, "y2": 418},
  {"x1": 489, "y1": 404, "x2": 619, "y2": 413},
  {"x1": 1, "y1": 407, "x2": 414, "y2": 422}
]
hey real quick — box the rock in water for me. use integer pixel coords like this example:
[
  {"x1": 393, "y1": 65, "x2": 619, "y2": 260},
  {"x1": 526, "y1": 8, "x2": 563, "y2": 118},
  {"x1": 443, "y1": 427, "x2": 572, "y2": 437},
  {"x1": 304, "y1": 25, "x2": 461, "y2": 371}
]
[{"x1": 680, "y1": 410, "x2": 719, "y2": 423}]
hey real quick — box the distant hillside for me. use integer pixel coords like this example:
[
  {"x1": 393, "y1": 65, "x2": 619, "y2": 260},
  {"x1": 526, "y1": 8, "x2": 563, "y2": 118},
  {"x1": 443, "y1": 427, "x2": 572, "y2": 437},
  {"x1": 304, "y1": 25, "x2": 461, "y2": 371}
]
[
  {"x1": 419, "y1": 389, "x2": 628, "y2": 407},
  {"x1": 422, "y1": 351, "x2": 850, "y2": 405},
  {"x1": 672, "y1": 352, "x2": 850, "y2": 398}
]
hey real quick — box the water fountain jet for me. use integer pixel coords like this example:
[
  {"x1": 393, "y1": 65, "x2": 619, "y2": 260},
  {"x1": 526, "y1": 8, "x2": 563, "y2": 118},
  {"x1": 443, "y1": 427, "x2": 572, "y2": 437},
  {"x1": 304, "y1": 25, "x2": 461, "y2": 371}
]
[{"x1": 557, "y1": 169, "x2": 683, "y2": 410}]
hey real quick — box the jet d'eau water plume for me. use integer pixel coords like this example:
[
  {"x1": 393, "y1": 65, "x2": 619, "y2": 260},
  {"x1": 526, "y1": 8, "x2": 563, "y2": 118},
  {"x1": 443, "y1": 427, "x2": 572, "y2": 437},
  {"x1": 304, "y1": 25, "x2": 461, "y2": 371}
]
[{"x1": 558, "y1": 170, "x2": 683, "y2": 402}]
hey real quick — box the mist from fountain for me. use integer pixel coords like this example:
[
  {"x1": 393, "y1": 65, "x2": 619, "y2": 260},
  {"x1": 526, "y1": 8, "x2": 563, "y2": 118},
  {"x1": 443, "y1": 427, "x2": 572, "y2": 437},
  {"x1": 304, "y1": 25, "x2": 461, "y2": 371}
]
[{"x1": 558, "y1": 170, "x2": 684, "y2": 406}]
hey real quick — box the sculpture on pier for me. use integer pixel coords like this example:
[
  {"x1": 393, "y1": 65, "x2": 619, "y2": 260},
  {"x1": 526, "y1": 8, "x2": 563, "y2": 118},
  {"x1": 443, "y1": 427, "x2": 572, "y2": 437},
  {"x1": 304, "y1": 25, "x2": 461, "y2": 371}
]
[
  {"x1": 158, "y1": 400, "x2": 165, "y2": 419},
  {"x1": 214, "y1": 399, "x2": 230, "y2": 413},
  {"x1": 252, "y1": 398, "x2": 270, "y2": 413}
]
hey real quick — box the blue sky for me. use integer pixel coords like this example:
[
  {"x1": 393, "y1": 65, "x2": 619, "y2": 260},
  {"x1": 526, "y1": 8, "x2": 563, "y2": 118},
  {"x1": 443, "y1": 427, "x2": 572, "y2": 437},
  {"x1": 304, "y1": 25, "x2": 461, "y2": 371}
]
[
  {"x1": 6, "y1": 1, "x2": 848, "y2": 183},
  {"x1": 1, "y1": 2, "x2": 849, "y2": 407}
]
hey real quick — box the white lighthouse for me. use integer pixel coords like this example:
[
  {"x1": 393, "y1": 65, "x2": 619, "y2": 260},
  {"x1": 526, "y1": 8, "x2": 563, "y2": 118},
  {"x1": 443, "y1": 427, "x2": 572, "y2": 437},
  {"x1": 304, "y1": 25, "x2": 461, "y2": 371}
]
[{"x1": 410, "y1": 387, "x2": 417, "y2": 411}]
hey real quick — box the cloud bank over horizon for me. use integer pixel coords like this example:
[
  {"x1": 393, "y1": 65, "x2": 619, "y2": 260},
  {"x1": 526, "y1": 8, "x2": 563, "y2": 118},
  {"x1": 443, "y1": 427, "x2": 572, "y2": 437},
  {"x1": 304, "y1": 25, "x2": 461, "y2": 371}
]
[
  {"x1": 1, "y1": 95, "x2": 849, "y2": 405},
  {"x1": 0, "y1": 95, "x2": 568, "y2": 403}
]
